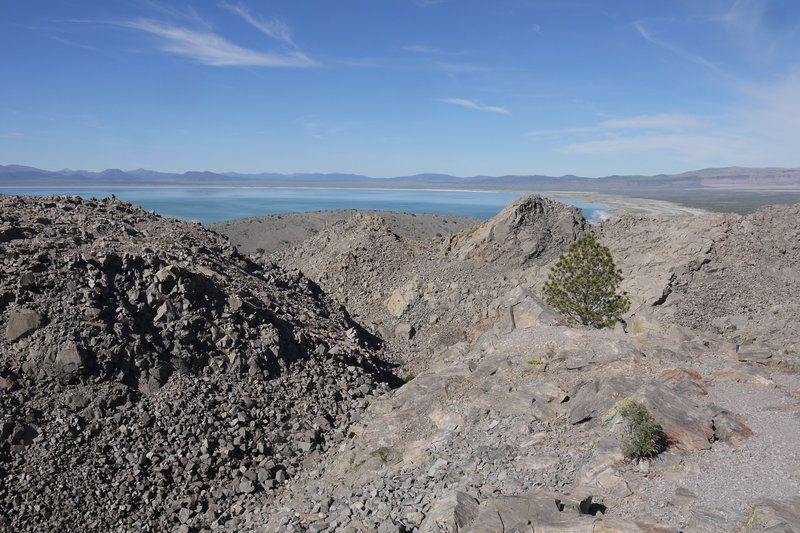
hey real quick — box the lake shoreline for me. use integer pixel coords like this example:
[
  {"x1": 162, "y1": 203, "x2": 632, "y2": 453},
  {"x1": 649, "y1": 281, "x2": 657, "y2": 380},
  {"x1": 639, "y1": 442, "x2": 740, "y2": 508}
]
[{"x1": 0, "y1": 187, "x2": 611, "y2": 224}]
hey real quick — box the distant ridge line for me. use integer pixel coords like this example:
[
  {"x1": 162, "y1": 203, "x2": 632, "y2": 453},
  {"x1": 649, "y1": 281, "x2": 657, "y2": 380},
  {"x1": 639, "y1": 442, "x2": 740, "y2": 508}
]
[{"x1": 2, "y1": 165, "x2": 800, "y2": 192}]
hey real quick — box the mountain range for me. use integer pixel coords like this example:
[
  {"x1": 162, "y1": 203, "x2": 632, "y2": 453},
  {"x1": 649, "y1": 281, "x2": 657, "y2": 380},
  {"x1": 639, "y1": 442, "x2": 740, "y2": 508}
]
[{"x1": 2, "y1": 164, "x2": 800, "y2": 192}]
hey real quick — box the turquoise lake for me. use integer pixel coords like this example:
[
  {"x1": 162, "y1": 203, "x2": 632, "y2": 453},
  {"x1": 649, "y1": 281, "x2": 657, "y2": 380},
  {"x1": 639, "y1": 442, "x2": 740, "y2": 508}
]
[{"x1": 0, "y1": 187, "x2": 610, "y2": 224}]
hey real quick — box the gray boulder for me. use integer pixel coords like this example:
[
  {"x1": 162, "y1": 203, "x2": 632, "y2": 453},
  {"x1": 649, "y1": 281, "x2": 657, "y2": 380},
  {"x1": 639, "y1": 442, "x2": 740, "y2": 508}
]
[
  {"x1": 5, "y1": 309, "x2": 41, "y2": 341},
  {"x1": 420, "y1": 490, "x2": 480, "y2": 533},
  {"x1": 54, "y1": 342, "x2": 92, "y2": 378}
]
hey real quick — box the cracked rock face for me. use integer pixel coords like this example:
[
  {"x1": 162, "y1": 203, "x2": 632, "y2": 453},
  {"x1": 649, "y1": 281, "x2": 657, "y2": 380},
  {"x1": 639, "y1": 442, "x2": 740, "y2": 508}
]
[
  {"x1": 0, "y1": 194, "x2": 396, "y2": 532},
  {"x1": 256, "y1": 282, "x2": 797, "y2": 532},
  {"x1": 596, "y1": 203, "x2": 800, "y2": 357}
]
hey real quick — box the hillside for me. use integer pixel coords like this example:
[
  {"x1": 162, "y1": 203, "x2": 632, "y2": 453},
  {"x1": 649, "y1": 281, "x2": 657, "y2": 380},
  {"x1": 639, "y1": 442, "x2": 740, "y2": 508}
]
[
  {"x1": 1, "y1": 193, "x2": 799, "y2": 532},
  {"x1": 0, "y1": 195, "x2": 397, "y2": 531},
  {"x1": 209, "y1": 211, "x2": 480, "y2": 255},
  {"x1": 3, "y1": 164, "x2": 800, "y2": 202},
  {"x1": 264, "y1": 195, "x2": 800, "y2": 531},
  {"x1": 3, "y1": 164, "x2": 800, "y2": 191}
]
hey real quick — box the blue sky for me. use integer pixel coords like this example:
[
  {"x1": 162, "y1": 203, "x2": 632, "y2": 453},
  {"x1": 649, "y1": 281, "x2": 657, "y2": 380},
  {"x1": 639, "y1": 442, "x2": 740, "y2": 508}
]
[{"x1": 1, "y1": 0, "x2": 799, "y2": 177}]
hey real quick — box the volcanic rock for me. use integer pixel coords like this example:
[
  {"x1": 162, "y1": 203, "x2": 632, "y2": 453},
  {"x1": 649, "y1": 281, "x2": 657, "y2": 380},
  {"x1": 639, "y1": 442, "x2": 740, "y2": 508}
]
[{"x1": 0, "y1": 194, "x2": 395, "y2": 532}]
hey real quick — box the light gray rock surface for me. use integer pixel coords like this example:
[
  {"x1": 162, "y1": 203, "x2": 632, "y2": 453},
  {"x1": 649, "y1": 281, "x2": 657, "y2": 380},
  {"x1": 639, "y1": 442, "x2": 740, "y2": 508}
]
[
  {"x1": 253, "y1": 280, "x2": 800, "y2": 532},
  {"x1": 596, "y1": 203, "x2": 800, "y2": 363},
  {"x1": 211, "y1": 210, "x2": 480, "y2": 255}
]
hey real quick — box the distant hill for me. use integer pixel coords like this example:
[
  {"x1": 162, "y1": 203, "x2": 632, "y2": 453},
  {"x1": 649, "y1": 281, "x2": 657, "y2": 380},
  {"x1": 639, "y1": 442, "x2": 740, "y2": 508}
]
[{"x1": 2, "y1": 164, "x2": 800, "y2": 193}]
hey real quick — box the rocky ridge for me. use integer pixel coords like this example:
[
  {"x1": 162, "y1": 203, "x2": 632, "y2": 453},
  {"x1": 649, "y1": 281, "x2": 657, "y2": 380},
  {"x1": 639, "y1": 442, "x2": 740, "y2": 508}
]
[
  {"x1": 261, "y1": 194, "x2": 800, "y2": 531},
  {"x1": 277, "y1": 196, "x2": 588, "y2": 370},
  {"x1": 0, "y1": 194, "x2": 396, "y2": 531},
  {"x1": 257, "y1": 288, "x2": 800, "y2": 532},
  {"x1": 597, "y1": 203, "x2": 800, "y2": 360},
  {"x1": 210, "y1": 210, "x2": 480, "y2": 256},
  {"x1": 2, "y1": 192, "x2": 799, "y2": 532},
  {"x1": 256, "y1": 287, "x2": 800, "y2": 532},
  {"x1": 275, "y1": 196, "x2": 800, "y2": 371}
]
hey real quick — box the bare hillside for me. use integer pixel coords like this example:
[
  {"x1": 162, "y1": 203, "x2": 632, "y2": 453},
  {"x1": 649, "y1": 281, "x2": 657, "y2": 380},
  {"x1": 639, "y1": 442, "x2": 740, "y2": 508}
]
[{"x1": 2, "y1": 193, "x2": 799, "y2": 532}]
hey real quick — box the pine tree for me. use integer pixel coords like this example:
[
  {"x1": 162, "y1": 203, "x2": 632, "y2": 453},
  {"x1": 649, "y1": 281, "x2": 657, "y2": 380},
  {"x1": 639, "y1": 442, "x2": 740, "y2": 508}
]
[{"x1": 543, "y1": 234, "x2": 630, "y2": 328}]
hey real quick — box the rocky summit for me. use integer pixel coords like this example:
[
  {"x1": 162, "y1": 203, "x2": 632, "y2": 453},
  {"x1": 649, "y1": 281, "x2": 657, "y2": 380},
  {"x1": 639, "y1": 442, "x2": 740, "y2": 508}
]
[{"x1": 2, "y1": 193, "x2": 800, "y2": 532}]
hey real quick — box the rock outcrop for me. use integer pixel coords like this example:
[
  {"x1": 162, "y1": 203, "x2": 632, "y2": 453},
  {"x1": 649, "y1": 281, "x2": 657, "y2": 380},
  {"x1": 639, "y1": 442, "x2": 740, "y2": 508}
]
[
  {"x1": 597, "y1": 203, "x2": 800, "y2": 361},
  {"x1": 446, "y1": 194, "x2": 587, "y2": 265},
  {"x1": 259, "y1": 286, "x2": 798, "y2": 531},
  {"x1": 263, "y1": 197, "x2": 800, "y2": 532}
]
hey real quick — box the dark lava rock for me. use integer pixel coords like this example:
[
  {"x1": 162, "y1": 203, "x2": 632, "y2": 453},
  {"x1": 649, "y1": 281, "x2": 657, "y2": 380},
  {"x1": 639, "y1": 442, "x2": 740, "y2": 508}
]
[{"x1": 0, "y1": 194, "x2": 397, "y2": 532}]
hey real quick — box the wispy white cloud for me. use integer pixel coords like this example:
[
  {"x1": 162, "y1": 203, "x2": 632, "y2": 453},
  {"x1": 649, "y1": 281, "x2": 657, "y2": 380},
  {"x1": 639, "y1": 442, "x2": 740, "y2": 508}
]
[
  {"x1": 528, "y1": 112, "x2": 737, "y2": 166},
  {"x1": 525, "y1": 126, "x2": 594, "y2": 137},
  {"x1": 533, "y1": 77, "x2": 800, "y2": 170},
  {"x1": 599, "y1": 113, "x2": 702, "y2": 131},
  {"x1": 435, "y1": 61, "x2": 488, "y2": 73},
  {"x1": 120, "y1": 18, "x2": 316, "y2": 67},
  {"x1": 559, "y1": 134, "x2": 739, "y2": 161},
  {"x1": 439, "y1": 98, "x2": 510, "y2": 115},
  {"x1": 220, "y1": 2, "x2": 297, "y2": 48},
  {"x1": 137, "y1": 1, "x2": 212, "y2": 30},
  {"x1": 721, "y1": 0, "x2": 765, "y2": 37},
  {"x1": 526, "y1": 113, "x2": 701, "y2": 137},
  {"x1": 633, "y1": 21, "x2": 719, "y2": 71},
  {"x1": 732, "y1": 76, "x2": 800, "y2": 164},
  {"x1": 403, "y1": 45, "x2": 435, "y2": 54},
  {"x1": 402, "y1": 45, "x2": 468, "y2": 56},
  {"x1": 717, "y1": 0, "x2": 794, "y2": 63}
]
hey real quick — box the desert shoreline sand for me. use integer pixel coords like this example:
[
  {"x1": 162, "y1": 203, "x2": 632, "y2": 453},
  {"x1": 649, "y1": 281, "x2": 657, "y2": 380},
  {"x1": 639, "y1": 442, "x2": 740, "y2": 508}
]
[{"x1": 539, "y1": 191, "x2": 709, "y2": 218}]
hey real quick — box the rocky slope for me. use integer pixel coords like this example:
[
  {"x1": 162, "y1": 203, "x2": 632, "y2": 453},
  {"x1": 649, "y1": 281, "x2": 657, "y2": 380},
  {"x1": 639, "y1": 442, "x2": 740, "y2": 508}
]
[
  {"x1": 276, "y1": 195, "x2": 800, "y2": 371},
  {"x1": 276, "y1": 196, "x2": 588, "y2": 370},
  {"x1": 597, "y1": 203, "x2": 800, "y2": 361},
  {"x1": 0, "y1": 195, "x2": 396, "y2": 532},
  {"x1": 210, "y1": 211, "x2": 480, "y2": 256},
  {"x1": 262, "y1": 194, "x2": 800, "y2": 532},
  {"x1": 256, "y1": 207, "x2": 800, "y2": 532},
  {"x1": 256, "y1": 287, "x2": 800, "y2": 531},
  {"x1": 2, "y1": 192, "x2": 799, "y2": 532}
]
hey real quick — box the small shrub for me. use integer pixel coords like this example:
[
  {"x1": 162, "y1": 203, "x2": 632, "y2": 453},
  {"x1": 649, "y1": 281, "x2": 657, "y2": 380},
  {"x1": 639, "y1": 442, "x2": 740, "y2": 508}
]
[
  {"x1": 616, "y1": 399, "x2": 666, "y2": 459},
  {"x1": 372, "y1": 447, "x2": 392, "y2": 463},
  {"x1": 543, "y1": 234, "x2": 629, "y2": 328},
  {"x1": 256, "y1": 247, "x2": 265, "y2": 254}
]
